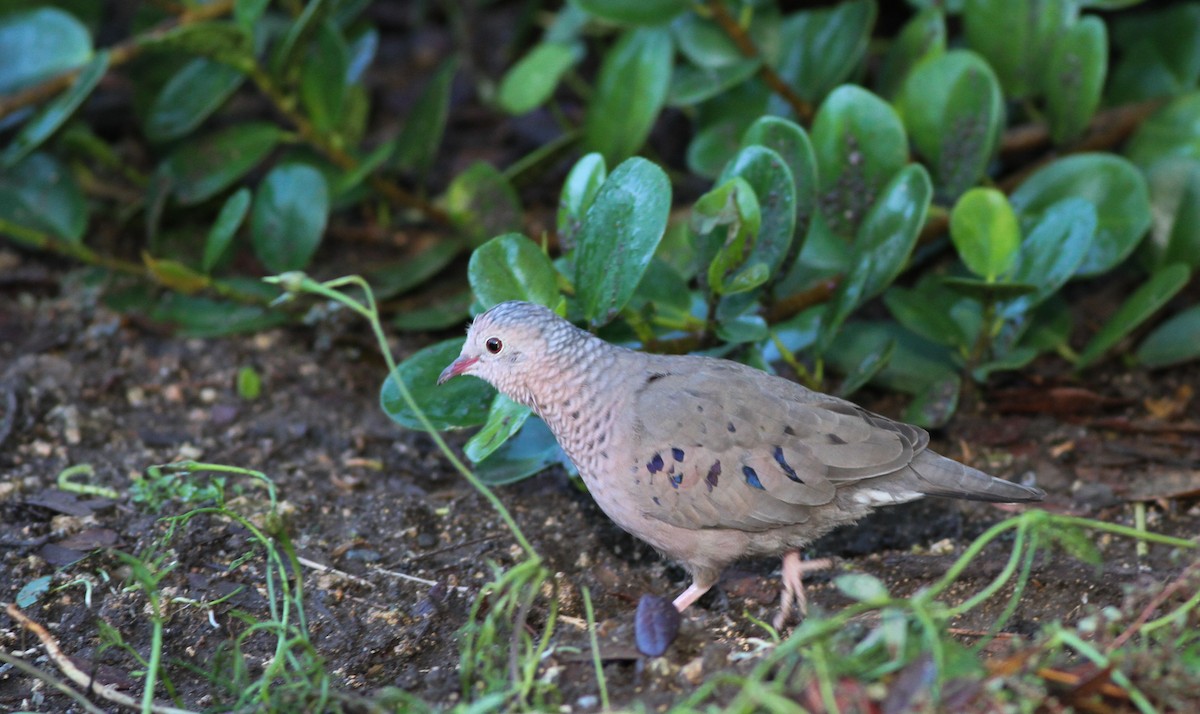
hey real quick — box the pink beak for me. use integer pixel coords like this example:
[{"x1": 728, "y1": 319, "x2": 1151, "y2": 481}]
[{"x1": 437, "y1": 355, "x2": 478, "y2": 385}]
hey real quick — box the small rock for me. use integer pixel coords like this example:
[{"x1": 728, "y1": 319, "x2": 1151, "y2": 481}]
[{"x1": 635, "y1": 593, "x2": 680, "y2": 657}]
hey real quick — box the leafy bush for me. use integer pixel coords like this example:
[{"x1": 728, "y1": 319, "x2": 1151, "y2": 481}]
[{"x1": 1, "y1": 1, "x2": 1197, "y2": 480}]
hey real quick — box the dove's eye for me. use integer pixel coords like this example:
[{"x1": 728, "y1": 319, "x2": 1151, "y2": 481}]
[{"x1": 485, "y1": 337, "x2": 503, "y2": 354}]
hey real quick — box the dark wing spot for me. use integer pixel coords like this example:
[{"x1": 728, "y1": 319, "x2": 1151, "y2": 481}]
[
  {"x1": 783, "y1": 425, "x2": 797, "y2": 436},
  {"x1": 727, "y1": 422, "x2": 736, "y2": 433},
  {"x1": 697, "y1": 405, "x2": 704, "y2": 413},
  {"x1": 647, "y1": 453, "x2": 664, "y2": 474},
  {"x1": 598, "y1": 432, "x2": 606, "y2": 445},
  {"x1": 743, "y1": 466, "x2": 765, "y2": 490},
  {"x1": 826, "y1": 433, "x2": 847, "y2": 445},
  {"x1": 646, "y1": 372, "x2": 667, "y2": 384},
  {"x1": 671, "y1": 447, "x2": 685, "y2": 462},
  {"x1": 670, "y1": 473, "x2": 682, "y2": 489},
  {"x1": 570, "y1": 411, "x2": 580, "y2": 420},
  {"x1": 600, "y1": 450, "x2": 608, "y2": 459},
  {"x1": 773, "y1": 445, "x2": 805, "y2": 484},
  {"x1": 705, "y1": 461, "x2": 721, "y2": 492},
  {"x1": 653, "y1": 496, "x2": 661, "y2": 506}
]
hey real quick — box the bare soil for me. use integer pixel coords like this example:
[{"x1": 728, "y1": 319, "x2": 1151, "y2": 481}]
[{"x1": 2, "y1": 254, "x2": 1198, "y2": 712}]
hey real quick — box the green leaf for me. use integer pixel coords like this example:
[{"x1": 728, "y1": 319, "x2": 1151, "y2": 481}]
[
  {"x1": 770, "y1": 0, "x2": 877, "y2": 110},
  {"x1": 16, "y1": 575, "x2": 53, "y2": 608},
  {"x1": 468, "y1": 233, "x2": 559, "y2": 309},
  {"x1": 250, "y1": 163, "x2": 329, "y2": 272},
  {"x1": 668, "y1": 59, "x2": 761, "y2": 106},
  {"x1": 145, "y1": 58, "x2": 245, "y2": 143},
  {"x1": 903, "y1": 373, "x2": 961, "y2": 428},
  {"x1": 584, "y1": 27, "x2": 673, "y2": 164},
  {"x1": 300, "y1": 21, "x2": 350, "y2": 133},
  {"x1": 877, "y1": 7, "x2": 945, "y2": 99},
  {"x1": 1107, "y1": 4, "x2": 1200, "y2": 103},
  {"x1": 572, "y1": 0, "x2": 691, "y2": 25},
  {"x1": 963, "y1": 0, "x2": 1074, "y2": 99},
  {"x1": 381, "y1": 338, "x2": 494, "y2": 431},
  {"x1": 1010, "y1": 154, "x2": 1151, "y2": 278},
  {"x1": 576, "y1": 157, "x2": 671, "y2": 325},
  {"x1": 1004, "y1": 198, "x2": 1096, "y2": 314},
  {"x1": 835, "y1": 573, "x2": 889, "y2": 603},
  {"x1": 237, "y1": 366, "x2": 261, "y2": 400},
  {"x1": 672, "y1": 11, "x2": 744, "y2": 69},
  {"x1": 149, "y1": 294, "x2": 287, "y2": 337},
  {"x1": 391, "y1": 291, "x2": 472, "y2": 332},
  {"x1": 138, "y1": 21, "x2": 253, "y2": 66},
  {"x1": 0, "y1": 8, "x2": 92, "y2": 95},
  {"x1": 464, "y1": 395, "x2": 533, "y2": 463},
  {"x1": 2, "y1": 51, "x2": 108, "y2": 167},
  {"x1": 885, "y1": 277, "x2": 972, "y2": 349},
  {"x1": 694, "y1": 177, "x2": 760, "y2": 296},
  {"x1": 949, "y1": 188, "x2": 1020, "y2": 281},
  {"x1": 1140, "y1": 157, "x2": 1200, "y2": 271},
  {"x1": 715, "y1": 312, "x2": 769, "y2": 344},
  {"x1": 1076, "y1": 263, "x2": 1192, "y2": 369},
  {"x1": 557, "y1": 152, "x2": 606, "y2": 251},
  {"x1": 444, "y1": 162, "x2": 523, "y2": 247},
  {"x1": 719, "y1": 146, "x2": 797, "y2": 279},
  {"x1": 819, "y1": 165, "x2": 931, "y2": 353},
  {"x1": 837, "y1": 338, "x2": 894, "y2": 398},
  {"x1": 739, "y1": 116, "x2": 817, "y2": 270},
  {"x1": 1045, "y1": 16, "x2": 1107, "y2": 145},
  {"x1": 940, "y1": 277, "x2": 1038, "y2": 301},
  {"x1": 202, "y1": 188, "x2": 251, "y2": 273},
  {"x1": 394, "y1": 57, "x2": 456, "y2": 175},
  {"x1": 811, "y1": 85, "x2": 908, "y2": 241},
  {"x1": 895, "y1": 50, "x2": 1003, "y2": 201},
  {"x1": 369, "y1": 239, "x2": 463, "y2": 300},
  {"x1": 476, "y1": 418, "x2": 567, "y2": 485},
  {"x1": 685, "y1": 80, "x2": 770, "y2": 179},
  {"x1": 159, "y1": 122, "x2": 282, "y2": 205},
  {"x1": 0, "y1": 152, "x2": 87, "y2": 243},
  {"x1": 498, "y1": 42, "x2": 582, "y2": 115},
  {"x1": 1136, "y1": 305, "x2": 1200, "y2": 369},
  {"x1": 1125, "y1": 92, "x2": 1200, "y2": 169}
]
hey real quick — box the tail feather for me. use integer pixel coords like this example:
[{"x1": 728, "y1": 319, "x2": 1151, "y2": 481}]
[{"x1": 906, "y1": 450, "x2": 1044, "y2": 503}]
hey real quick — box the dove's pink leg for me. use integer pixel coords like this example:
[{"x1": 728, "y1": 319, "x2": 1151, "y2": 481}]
[
  {"x1": 775, "y1": 550, "x2": 834, "y2": 628},
  {"x1": 672, "y1": 582, "x2": 712, "y2": 612}
]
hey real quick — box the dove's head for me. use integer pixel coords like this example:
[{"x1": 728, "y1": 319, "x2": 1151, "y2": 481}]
[{"x1": 437, "y1": 301, "x2": 585, "y2": 401}]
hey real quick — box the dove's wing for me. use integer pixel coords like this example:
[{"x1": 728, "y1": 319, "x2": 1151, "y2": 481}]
[{"x1": 624, "y1": 357, "x2": 930, "y2": 532}]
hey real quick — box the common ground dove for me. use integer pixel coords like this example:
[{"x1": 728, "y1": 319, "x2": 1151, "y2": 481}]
[{"x1": 439, "y1": 301, "x2": 1044, "y2": 624}]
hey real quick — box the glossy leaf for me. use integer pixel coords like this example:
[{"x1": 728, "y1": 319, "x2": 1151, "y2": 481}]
[
  {"x1": 884, "y1": 276, "x2": 973, "y2": 349},
  {"x1": 672, "y1": 11, "x2": 743, "y2": 68},
  {"x1": 145, "y1": 58, "x2": 245, "y2": 143},
  {"x1": 584, "y1": 27, "x2": 673, "y2": 164},
  {"x1": 143, "y1": 253, "x2": 208, "y2": 294},
  {"x1": 498, "y1": 42, "x2": 581, "y2": 115},
  {"x1": 1045, "y1": 16, "x2": 1107, "y2": 145},
  {"x1": 250, "y1": 163, "x2": 330, "y2": 273},
  {"x1": 837, "y1": 339, "x2": 895, "y2": 398},
  {"x1": 381, "y1": 338, "x2": 494, "y2": 431},
  {"x1": 895, "y1": 50, "x2": 1003, "y2": 201},
  {"x1": 904, "y1": 374, "x2": 961, "y2": 428},
  {"x1": 394, "y1": 57, "x2": 456, "y2": 175},
  {"x1": 0, "y1": 8, "x2": 92, "y2": 95},
  {"x1": 149, "y1": 294, "x2": 287, "y2": 337},
  {"x1": 1140, "y1": 157, "x2": 1200, "y2": 271},
  {"x1": 770, "y1": 0, "x2": 876, "y2": 110},
  {"x1": 668, "y1": 59, "x2": 761, "y2": 106},
  {"x1": 949, "y1": 188, "x2": 1019, "y2": 281},
  {"x1": 2, "y1": 51, "x2": 108, "y2": 167},
  {"x1": 444, "y1": 162, "x2": 523, "y2": 247},
  {"x1": 877, "y1": 7, "x2": 945, "y2": 99},
  {"x1": 963, "y1": 0, "x2": 1074, "y2": 99},
  {"x1": 1125, "y1": 92, "x2": 1200, "y2": 168},
  {"x1": 1004, "y1": 198, "x2": 1096, "y2": 315},
  {"x1": 468, "y1": 233, "x2": 559, "y2": 309},
  {"x1": 139, "y1": 21, "x2": 252, "y2": 66},
  {"x1": 694, "y1": 177, "x2": 761, "y2": 296},
  {"x1": 557, "y1": 153, "x2": 606, "y2": 251},
  {"x1": 369, "y1": 239, "x2": 463, "y2": 300},
  {"x1": 685, "y1": 80, "x2": 770, "y2": 179},
  {"x1": 810, "y1": 86, "x2": 908, "y2": 241},
  {"x1": 1136, "y1": 305, "x2": 1200, "y2": 369},
  {"x1": 0, "y1": 152, "x2": 87, "y2": 243},
  {"x1": 576, "y1": 158, "x2": 671, "y2": 325},
  {"x1": 740, "y1": 115, "x2": 818, "y2": 261},
  {"x1": 1010, "y1": 154, "x2": 1151, "y2": 277},
  {"x1": 464, "y1": 395, "x2": 532, "y2": 463},
  {"x1": 202, "y1": 188, "x2": 251, "y2": 272},
  {"x1": 1107, "y1": 4, "x2": 1200, "y2": 103},
  {"x1": 391, "y1": 291, "x2": 472, "y2": 332},
  {"x1": 301, "y1": 21, "x2": 350, "y2": 133},
  {"x1": 836, "y1": 573, "x2": 889, "y2": 602},
  {"x1": 159, "y1": 122, "x2": 282, "y2": 205},
  {"x1": 1076, "y1": 263, "x2": 1192, "y2": 369},
  {"x1": 476, "y1": 418, "x2": 568, "y2": 485},
  {"x1": 574, "y1": 0, "x2": 691, "y2": 25},
  {"x1": 719, "y1": 146, "x2": 797, "y2": 279}
]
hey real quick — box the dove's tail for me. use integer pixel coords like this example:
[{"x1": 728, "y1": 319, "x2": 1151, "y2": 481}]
[{"x1": 904, "y1": 450, "x2": 1045, "y2": 503}]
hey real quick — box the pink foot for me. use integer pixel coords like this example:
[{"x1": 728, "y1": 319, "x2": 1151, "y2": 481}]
[
  {"x1": 672, "y1": 582, "x2": 712, "y2": 612},
  {"x1": 774, "y1": 550, "x2": 834, "y2": 629}
]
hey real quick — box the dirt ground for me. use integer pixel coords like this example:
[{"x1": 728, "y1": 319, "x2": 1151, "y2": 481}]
[{"x1": 1, "y1": 251, "x2": 1198, "y2": 712}]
